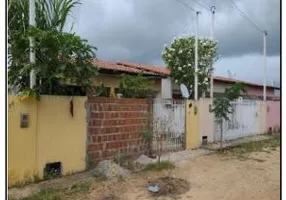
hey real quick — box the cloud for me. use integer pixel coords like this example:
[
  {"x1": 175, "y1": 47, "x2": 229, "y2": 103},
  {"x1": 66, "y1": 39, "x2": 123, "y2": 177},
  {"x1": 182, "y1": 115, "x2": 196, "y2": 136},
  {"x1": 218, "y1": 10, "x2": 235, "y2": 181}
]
[
  {"x1": 68, "y1": 0, "x2": 280, "y2": 83},
  {"x1": 215, "y1": 54, "x2": 280, "y2": 85}
]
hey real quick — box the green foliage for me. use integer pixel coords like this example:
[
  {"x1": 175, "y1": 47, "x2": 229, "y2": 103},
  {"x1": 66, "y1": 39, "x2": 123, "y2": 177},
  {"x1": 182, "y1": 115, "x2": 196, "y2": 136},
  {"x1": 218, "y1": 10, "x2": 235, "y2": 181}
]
[
  {"x1": 119, "y1": 74, "x2": 153, "y2": 98},
  {"x1": 225, "y1": 82, "x2": 247, "y2": 101},
  {"x1": 211, "y1": 83, "x2": 246, "y2": 123},
  {"x1": 68, "y1": 181, "x2": 91, "y2": 194},
  {"x1": 8, "y1": 0, "x2": 98, "y2": 98},
  {"x1": 96, "y1": 83, "x2": 108, "y2": 97},
  {"x1": 162, "y1": 36, "x2": 218, "y2": 98},
  {"x1": 20, "y1": 189, "x2": 61, "y2": 200},
  {"x1": 144, "y1": 161, "x2": 175, "y2": 171}
]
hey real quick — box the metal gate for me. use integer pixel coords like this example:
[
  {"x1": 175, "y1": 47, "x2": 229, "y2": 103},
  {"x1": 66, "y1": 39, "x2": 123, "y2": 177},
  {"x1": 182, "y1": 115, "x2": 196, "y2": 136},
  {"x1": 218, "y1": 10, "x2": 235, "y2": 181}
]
[
  {"x1": 152, "y1": 99, "x2": 185, "y2": 152},
  {"x1": 214, "y1": 99, "x2": 259, "y2": 141}
]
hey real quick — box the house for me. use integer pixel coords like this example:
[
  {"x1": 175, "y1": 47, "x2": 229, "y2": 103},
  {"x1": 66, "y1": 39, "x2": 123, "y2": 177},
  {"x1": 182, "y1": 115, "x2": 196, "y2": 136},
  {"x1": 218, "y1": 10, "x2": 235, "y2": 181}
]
[
  {"x1": 93, "y1": 60, "x2": 280, "y2": 100},
  {"x1": 93, "y1": 60, "x2": 169, "y2": 98}
]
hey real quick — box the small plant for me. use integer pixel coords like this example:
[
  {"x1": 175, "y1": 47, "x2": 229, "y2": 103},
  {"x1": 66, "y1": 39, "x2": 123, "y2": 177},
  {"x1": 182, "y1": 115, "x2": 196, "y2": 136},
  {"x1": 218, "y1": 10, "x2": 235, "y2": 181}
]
[
  {"x1": 152, "y1": 116, "x2": 173, "y2": 163},
  {"x1": 143, "y1": 130, "x2": 154, "y2": 157},
  {"x1": 119, "y1": 74, "x2": 153, "y2": 98},
  {"x1": 210, "y1": 83, "x2": 246, "y2": 149},
  {"x1": 113, "y1": 152, "x2": 126, "y2": 166},
  {"x1": 144, "y1": 161, "x2": 175, "y2": 171}
]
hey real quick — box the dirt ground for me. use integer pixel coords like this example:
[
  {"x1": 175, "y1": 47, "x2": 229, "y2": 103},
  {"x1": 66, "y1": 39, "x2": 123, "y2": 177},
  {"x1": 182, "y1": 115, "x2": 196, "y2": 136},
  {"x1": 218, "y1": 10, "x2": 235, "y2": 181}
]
[
  {"x1": 9, "y1": 138, "x2": 280, "y2": 200},
  {"x1": 79, "y1": 147, "x2": 280, "y2": 200}
]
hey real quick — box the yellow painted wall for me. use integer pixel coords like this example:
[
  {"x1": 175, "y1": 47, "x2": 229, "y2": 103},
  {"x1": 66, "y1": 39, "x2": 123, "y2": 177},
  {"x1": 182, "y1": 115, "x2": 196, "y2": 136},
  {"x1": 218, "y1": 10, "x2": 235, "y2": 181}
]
[
  {"x1": 198, "y1": 98, "x2": 215, "y2": 143},
  {"x1": 36, "y1": 96, "x2": 87, "y2": 179},
  {"x1": 8, "y1": 96, "x2": 38, "y2": 186},
  {"x1": 185, "y1": 100, "x2": 200, "y2": 149},
  {"x1": 93, "y1": 74, "x2": 162, "y2": 92},
  {"x1": 8, "y1": 95, "x2": 87, "y2": 186}
]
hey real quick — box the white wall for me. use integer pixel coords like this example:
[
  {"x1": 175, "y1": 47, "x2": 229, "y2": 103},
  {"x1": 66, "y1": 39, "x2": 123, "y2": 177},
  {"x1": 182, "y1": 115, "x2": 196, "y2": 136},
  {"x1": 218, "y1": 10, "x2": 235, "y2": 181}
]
[{"x1": 161, "y1": 77, "x2": 172, "y2": 99}]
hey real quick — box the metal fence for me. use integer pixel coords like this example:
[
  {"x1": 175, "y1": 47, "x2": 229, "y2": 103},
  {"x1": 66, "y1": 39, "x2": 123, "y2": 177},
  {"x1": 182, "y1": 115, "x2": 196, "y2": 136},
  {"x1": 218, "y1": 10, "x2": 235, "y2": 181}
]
[{"x1": 152, "y1": 99, "x2": 185, "y2": 152}]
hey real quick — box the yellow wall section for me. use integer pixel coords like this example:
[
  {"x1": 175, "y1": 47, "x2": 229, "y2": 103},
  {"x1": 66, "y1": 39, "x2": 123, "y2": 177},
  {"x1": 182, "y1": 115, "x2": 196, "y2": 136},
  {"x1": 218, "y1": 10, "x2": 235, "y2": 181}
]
[
  {"x1": 8, "y1": 95, "x2": 87, "y2": 186},
  {"x1": 36, "y1": 96, "x2": 87, "y2": 179},
  {"x1": 8, "y1": 96, "x2": 38, "y2": 186},
  {"x1": 185, "y1": 100, "x2": 200, "y2": 149}
]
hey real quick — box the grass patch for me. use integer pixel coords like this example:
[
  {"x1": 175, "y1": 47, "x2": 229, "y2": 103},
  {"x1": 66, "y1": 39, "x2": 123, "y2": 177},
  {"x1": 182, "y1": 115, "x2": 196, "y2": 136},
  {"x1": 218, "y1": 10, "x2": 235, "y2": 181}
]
[
  {"x1": 67, "y1": 181, "x2": 91, "y2": 194},
  {"x1": 144, "y1": 161, "x2": 175, "y2": 171},
  {"x1": 10, "y1": 181, "x2": 92, "y2": 200},
  {"x1": 222, "y1": 134, "x2": 280, "y2": 156},
  {"x1": 92, "y1": 172, "x2": 108, "y2": 182},
  {"x1": 10, "y1": 189, "x2": 61, "y2": 200}
]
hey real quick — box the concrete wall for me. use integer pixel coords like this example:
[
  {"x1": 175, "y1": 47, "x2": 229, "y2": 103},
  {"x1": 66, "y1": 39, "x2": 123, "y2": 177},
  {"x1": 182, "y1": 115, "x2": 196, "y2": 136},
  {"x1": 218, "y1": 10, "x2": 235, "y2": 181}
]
[
  {"x1": 36, "y1": 96, "x2": 87, "y2": 179},
  {"x1": 198, "y1": 98, "x2": 214, "y2": 143},
  {"x1": 257, "y1": 101, "x2": 267, "y2": 134},
  {"x1": 8, "y1": 95, "x2": 87, "y2": 186},
  {"x1": 214, "y1": 82, "x2": 275, "y2": 97},
  {"x1": 185, "y1": 100, "x2": 200, "y2": 149},
  {"x1": 8, "y1": 96, "x2": 38, "y2": 186},
  {"x1": 266, "y1": 101, "x2": 280, "y2": 132}
]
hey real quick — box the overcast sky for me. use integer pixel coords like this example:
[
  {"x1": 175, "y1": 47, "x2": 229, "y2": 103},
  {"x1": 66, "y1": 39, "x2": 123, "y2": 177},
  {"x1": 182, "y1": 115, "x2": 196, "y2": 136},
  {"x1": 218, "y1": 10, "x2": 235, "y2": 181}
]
[{"x1": 67, "y1": 0, "x2": 280, "y2": 86}]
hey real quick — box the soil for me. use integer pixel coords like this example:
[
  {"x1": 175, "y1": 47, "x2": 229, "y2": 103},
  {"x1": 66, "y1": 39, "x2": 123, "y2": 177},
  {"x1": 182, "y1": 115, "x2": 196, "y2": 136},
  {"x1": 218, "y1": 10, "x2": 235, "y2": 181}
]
[
  {"x1": 106, "y1": 147, "x2": 280, "y2": 200},
  {"x1": 148, "y1": 176, "x2": 190, "y2": 197},
  {"x1": 9, "y1": 147, "x2": 280, "y2": 200}
]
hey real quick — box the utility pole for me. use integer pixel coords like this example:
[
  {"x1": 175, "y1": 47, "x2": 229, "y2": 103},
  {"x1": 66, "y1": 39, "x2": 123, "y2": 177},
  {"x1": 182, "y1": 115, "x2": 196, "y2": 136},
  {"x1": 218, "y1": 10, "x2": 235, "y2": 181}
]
[
  {"x1": 194, "y1": 11, "x2": 200, "y2": 100},
  {"x1": 210, "y1": 6, "x2": 215, "y2": 99},
  {"x1": 29, "y1": 0, "x2": 36, "y2": 89},
  {"x1": 263, "y1": 31, "x2": 267, "y2": 101}
]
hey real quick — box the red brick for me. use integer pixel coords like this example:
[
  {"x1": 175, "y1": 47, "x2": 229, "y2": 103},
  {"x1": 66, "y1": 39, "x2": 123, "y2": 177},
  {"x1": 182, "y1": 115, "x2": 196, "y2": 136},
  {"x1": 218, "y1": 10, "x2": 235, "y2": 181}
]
[
  {"x1": 90, "y1": 151, "x2": 100, "y2": 160},
  {"x1": 88, "y1": 144, "x2": 103, "y2": 152},
  {"x1": 107, "y1": 135, "x2": 113, "y2": 141}
]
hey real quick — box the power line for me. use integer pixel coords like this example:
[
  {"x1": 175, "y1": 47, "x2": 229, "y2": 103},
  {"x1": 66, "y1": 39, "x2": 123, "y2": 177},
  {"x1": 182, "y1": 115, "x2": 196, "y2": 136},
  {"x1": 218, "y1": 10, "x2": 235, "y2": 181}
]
[
  {"x1": 191, "y1": 0, "x2": 209, "y2": 11},
  {"x1": 175, "y1": 0, "x2": 198, "y2": 12},
  {"x1": 228, "y1": 0, "x2": 263, "y2": 33}
]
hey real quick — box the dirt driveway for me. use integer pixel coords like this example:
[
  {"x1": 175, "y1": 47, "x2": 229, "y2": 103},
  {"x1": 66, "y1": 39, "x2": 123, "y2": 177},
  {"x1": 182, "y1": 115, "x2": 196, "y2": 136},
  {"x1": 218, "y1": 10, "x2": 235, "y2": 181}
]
[{"x1": 9, "y1": 136, "x2": 280, "y2": 200}]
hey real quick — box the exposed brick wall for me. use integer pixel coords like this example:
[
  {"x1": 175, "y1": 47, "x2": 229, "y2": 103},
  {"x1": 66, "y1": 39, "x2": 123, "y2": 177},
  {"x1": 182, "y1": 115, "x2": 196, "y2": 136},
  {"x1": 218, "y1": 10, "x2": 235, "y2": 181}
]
[{"x1": 86, "y1": 97, "x2": 150, "y2": 165}]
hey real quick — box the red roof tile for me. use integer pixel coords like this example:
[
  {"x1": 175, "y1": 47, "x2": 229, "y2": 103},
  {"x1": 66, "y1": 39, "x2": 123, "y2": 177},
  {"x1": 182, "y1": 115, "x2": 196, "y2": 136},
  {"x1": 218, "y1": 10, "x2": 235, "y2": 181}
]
[
  {"x1": 93, "y1": 59, "x2": 279, "y2": 89},
  {"x1": 117, "y1": 61, "x2": 171, "y2": 76},
  {"x1": 93, "y1": 60, "x2": 168, "y2": 76}
]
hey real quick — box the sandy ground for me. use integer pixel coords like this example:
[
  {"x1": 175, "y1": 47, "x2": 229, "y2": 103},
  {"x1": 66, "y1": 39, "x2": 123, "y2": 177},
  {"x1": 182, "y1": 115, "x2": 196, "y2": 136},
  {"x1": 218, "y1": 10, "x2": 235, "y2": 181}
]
[
  {"x1": 9, "y1": 147, "x2": 280, "y2": 200},
  {"x1": 87, "y1": 147, "x2": 280, "y2": 200}
]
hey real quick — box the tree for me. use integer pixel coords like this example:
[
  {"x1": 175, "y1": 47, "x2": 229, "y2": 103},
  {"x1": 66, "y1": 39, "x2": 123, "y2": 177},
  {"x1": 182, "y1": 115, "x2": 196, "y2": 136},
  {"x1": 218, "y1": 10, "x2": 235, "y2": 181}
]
[
  {"x1": 210, "y1": 83, "x2": 246, "y2": 149},
  {"x1": 119, "y1": 74, "x2": 153, "y2": 98},
  {"x1": 162, "y1": 36, "x2": 218, "y2": 99},
  {"x1": 8, "y1": 0, "x2": 98, "y2": 99}
]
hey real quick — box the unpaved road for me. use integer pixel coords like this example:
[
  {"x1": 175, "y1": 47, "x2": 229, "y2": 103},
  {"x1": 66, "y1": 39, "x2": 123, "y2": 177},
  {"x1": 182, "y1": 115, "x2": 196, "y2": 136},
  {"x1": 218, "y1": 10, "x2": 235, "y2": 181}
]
[
  {"x1": 89, "y1": 147, "x2": 280, "y2": 200},
  {"x1": 9, "y1": 147, "x2": 280, "y2": 200}
]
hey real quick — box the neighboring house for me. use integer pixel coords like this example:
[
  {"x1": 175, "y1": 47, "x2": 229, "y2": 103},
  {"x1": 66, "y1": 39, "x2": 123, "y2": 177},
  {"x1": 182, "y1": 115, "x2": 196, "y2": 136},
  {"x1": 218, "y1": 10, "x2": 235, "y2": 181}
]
[
  {"x1": 93, "y1": 60, "x2": 280, "y2": 100},
  {"x1": 93, "y1": 60, "x2": 169, "y2": 98},
  {"x1": 9, "y1": 59, "x2": 280, "y2": 100}
]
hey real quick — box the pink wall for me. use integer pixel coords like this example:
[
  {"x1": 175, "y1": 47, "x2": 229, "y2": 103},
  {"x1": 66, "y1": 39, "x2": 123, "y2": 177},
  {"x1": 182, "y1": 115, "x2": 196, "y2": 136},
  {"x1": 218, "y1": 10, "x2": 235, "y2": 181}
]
[
  {"x1": 245, "y1": 86, "x2": 275, "y2": 97},
  {"x1": 266, "y1": 101, "x2": 280, "y2": 132}
]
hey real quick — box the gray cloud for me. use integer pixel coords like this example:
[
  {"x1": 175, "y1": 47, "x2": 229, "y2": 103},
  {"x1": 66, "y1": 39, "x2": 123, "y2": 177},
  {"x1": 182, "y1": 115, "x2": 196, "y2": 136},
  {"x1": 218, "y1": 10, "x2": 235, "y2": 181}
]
[{"x1": 68, "y1": 0, "x2": 280, "y2": 83}]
